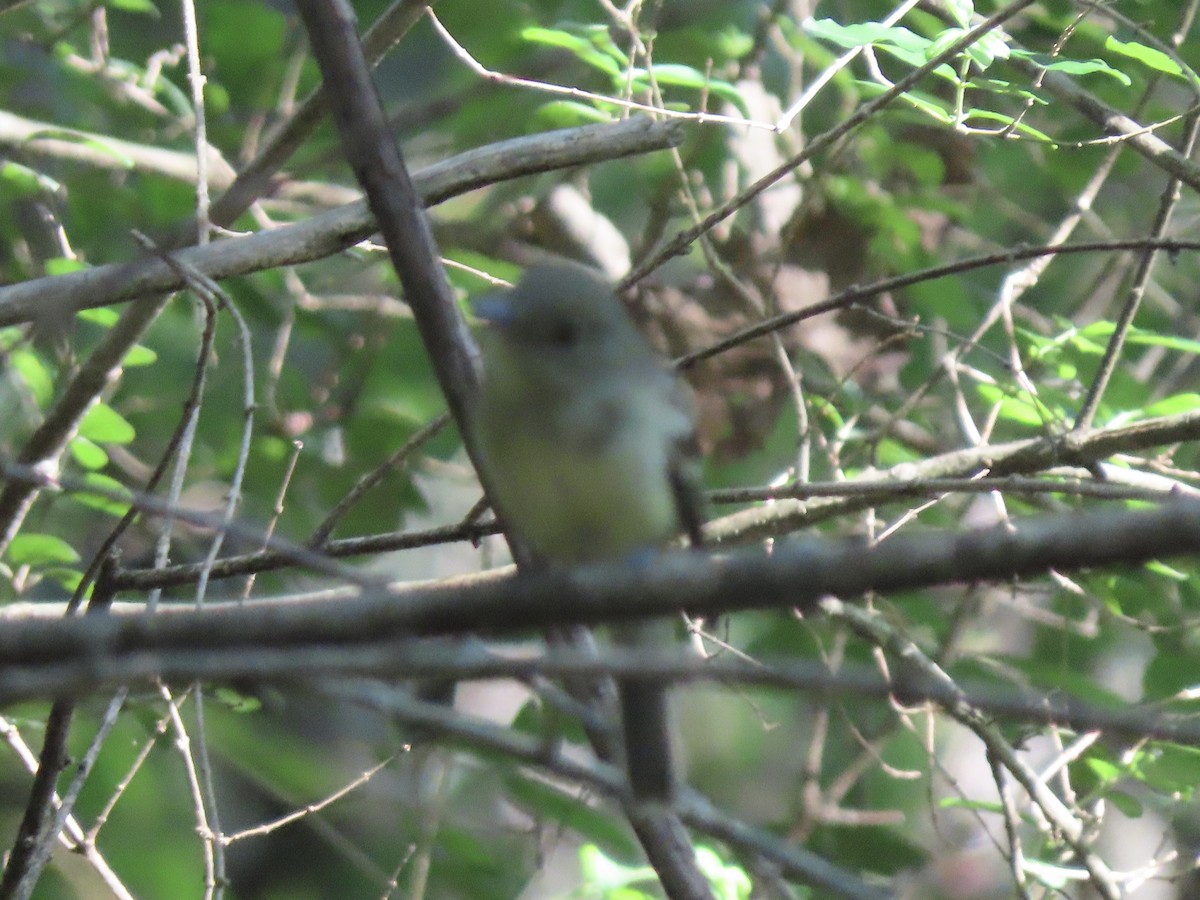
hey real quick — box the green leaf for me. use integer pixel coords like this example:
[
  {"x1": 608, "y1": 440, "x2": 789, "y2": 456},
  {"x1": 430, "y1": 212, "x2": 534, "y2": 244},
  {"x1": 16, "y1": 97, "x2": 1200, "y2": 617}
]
[
  {"x1": 579, "y1": 844, "x2": 659, "y2": 896},
  {"x1": 10, "y1": 348, "x2": 53, "y2": 408},
  {"x1": 965, "y1": 77, "x2": 1047, "y2": 103},
  {"x1": 944, "y1": 0, "x2": 973, "y2": 29},
  {"x1": 68, "y1": 436, "x2": 110, "y2": 470},
  {"x1": 71, "y1": 473, "x2": 133, "y2": 517},
  {"x1": 1014, "y1": 51, "x2": 1132, "y2": 85},
  {"x1": 107, "y1": 0, "x2": 161, "y2": 14},
  {"x1": 927, "y1": 28, "x2": 1008, "y2": 71},
  {"x1": 804, "y1": 19, "x2": 931, "y2": 55},
  {"x1": 80, "y1": 403, "x2": 136, "y2": 444},
  {"x1": 1084, "y1": 757, "x2": 1122, "y2": 781},
  {"x1": 520, "y1": 25, "x2": 623, "y2": 77},
  {"x1": 628, "y1": 64, "x2": 750, "y2": 117},
  {"x1": 41, "y1": 567, "x2": 83, "y2": 593},
  {"x1": 976, "y1": 383, "x2": 1049, "y2": 428},
  {"x1": 531, "y1": 100, "x2": 614, "y2": 128},
  {"x1": 714, "y1": 28, "x2": 753, "y2": 61},
  {"x1": 77, "y1": 307, "x2": 121, "y2": 327},
  {"x1": 7, "y1": 533, "x2": 80, "y2": 566},
  {"x1": 25, "y1": 128, "x2": 136, "y2": 168},
  {"x1": 123, "y1": 344, "x2": 158, "y2": 367},
  {"x1": 1078, "y1": 320, "x2": 1200, "y2": 356},
  {"x1": 1105, "y1": 36, "x2": 1183, "y2": 77},
  {"x1": 961, "y1": 108, "x2": 1056, "y2": 143},
  {"x1": 860, "y1": 84, "x2": 954, "y2": 122},
  {"x1": 0, "y1": 162, "x2": 61, "y2": 198},
  {"x1": 1144, "y1": 560, "x2": 1189, "y2": 581},
  {"x1": 213, "y1": 687, "x2": 262, "y2": 713},
  {"x1": 1143, "y1": 393, "x2": 1200, "y2": 417},
  {"x1": 44, "y1": 257, "x2": 87, "y2": 276},
  {"x1": 1136, "y1": 745, "x2": 1200, "y2": 798},
  {"x1": 695, "y1": 847, "x2": 752, "y2": 900}
]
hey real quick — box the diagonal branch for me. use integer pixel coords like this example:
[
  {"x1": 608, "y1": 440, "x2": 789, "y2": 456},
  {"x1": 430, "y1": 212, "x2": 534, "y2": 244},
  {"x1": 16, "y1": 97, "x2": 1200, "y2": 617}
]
[{"x1": 0, "y1": 118, "x2": 683, "y2": 329}]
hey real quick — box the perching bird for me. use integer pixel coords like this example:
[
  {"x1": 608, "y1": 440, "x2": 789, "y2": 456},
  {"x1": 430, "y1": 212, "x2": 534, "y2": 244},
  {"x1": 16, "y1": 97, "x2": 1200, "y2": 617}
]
[{"x1": 470, "y1": 261, "x2": 704, "y2": 803}]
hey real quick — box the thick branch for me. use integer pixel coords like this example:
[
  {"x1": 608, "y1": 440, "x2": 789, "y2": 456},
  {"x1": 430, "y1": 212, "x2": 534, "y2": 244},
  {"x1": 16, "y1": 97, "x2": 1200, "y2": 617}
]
[
  {"x1": 2, "y1": 500, "x2": 1197, "y2": 674},
  {"x1": 0, "y1": 118, "x2": 682, "y2": 328}
]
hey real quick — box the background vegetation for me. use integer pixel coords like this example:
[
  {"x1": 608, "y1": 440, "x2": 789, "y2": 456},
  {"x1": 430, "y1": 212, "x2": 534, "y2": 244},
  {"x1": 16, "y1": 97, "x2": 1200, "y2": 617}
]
[{"x1": 1, "y1": 0, "x2": 1200, "y2": 897}]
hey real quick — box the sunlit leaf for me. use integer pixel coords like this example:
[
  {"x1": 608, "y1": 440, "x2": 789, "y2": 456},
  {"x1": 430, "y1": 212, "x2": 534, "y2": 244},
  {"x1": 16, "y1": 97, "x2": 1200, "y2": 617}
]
[
  {"x1": 77, "y1": 307, "x2": 121, "y2": 327},
  {"x1": 108, "y1": 0, "x2": 160, "y2": 13},
  {"x1": 629, "y1": 64, "x2": 750, "y2": 117},
  {"x1": 7, "y1": 533, "x2": 80, "y2": 566},
  {"x1": 80, "y1": 403, "x2": 136, "y2": 444},
  {"x1": 10, "y1": 348, "x2": 53, "y2": 407},
  {"x1": 0, "y1": 162, "x2": 61, "y2": 198},
  {"x1": 520, "y1": 25, "x2": 623, "y2": 76},
  {"x1": 70, "y1": 473, "x2": 133, "y2": 517},
  {"x1": 68, "y1": 436, "x2": 110, "y2": 470},
  {"x1": 532, "y1": 100, "x2": 614, "y2": 128},
  {"x1": 1014, "y1": 50, "x2": 1133, "y2": 85},
  {"x1": 123, "y1": 344, "x2": 158, "y2": 367},
  {"x1": 1105, "y1": 36, "x2": 1183, "y2": 77}
]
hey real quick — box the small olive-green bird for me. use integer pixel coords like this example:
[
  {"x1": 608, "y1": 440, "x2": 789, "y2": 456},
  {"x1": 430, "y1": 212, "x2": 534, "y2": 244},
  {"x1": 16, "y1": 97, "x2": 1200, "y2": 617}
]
[{"x1": 470, "y1": 261, "x2": 704, "y2": 803}]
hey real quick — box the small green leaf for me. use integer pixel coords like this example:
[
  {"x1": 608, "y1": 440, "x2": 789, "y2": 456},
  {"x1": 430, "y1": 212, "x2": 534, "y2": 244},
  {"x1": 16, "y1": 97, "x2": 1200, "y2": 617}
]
[
  {"x1": 213, "y1": 687, "x2": 262, "y2": 713},
  {"x1": 26, "y1": 128, "x2": 136, "y2": 168},
  {"x1": 714, "y1": 28, "x2": 753, "y2": 60},
  {"x1": 629, "y1": 64, "x2": 750, "y2": 117},
  {"x1": 122, "y1": 344, "x2": 158, "y2": 367},
  {"x1": 44, "y1": 257, "x2": 87, "y2": 276},
  {"x1": 107, "y1": 0, "x2": 161, "y2": 15},
  {"x1": 965, "y1": 77, "x2": 1046, "y2": 103},
  {"x1": 1143, "y1": 393, "x2": 1200, "y2": 417},
  {"x1": 10, "y1": 349, "x2": 53, "y2": 408},
  {"x1": 0, "y1": 162, "x2": 61, "y2": 198},
  {"x1": 939, "y1": 796, "x2": 1004, "y2": 813},
  {"x1": 77, "y1": 307, "x2": 121, "y2": 327},
  {"x1": 531, "y1": 100, "x2": 614, "y2": 128},
  {"x1": 71, "y1": 473, "x2": 133, "y2": 517},
  {"x1": 1137, "y1": 745, "x2": 1200, "y2": 797},
  {"x1": 579, "y1": 844, "x2": 659, "y2": 894},
  {"x1": 1015, "y1": 51, "x2": 1132, "y2": 85},
  {"x1": 976, "y1": 383, "x2": 1046, "y2": 427},
  {"x1": 805, "y1": 18, "x2": 931, "y2": 55},
  {"x1": 1105, "y1": 36, "x2": 1183, "y2": 77},
  {"x1": 1079, "y1": 320, "x2": 1200, "y2": 355},
  {"x1": 945, "y1": 0, "x2": 973, "y2": 29},
  {"x1": 870, "y1": 86, "x2": 953, "y2": 122},
  {"x1": 42, "y1": 566, "x2": 83, "y2": 593},
  {"x1": 694, "y1": 847, "x2": 752, "y2": 900},
  {"x1": 1084, "y1": 757, "x2": 1122, "y2": 781},
  {"x1": 1144, "y1": 560, "x2": 1188, "y2": 581},
  {"x1": 68, "y1": 436, "x2": 110, "y2": 470},
  {"x1": 520, "y1": 26, "x2": 623, "y2": 76},
  {"x1": 80, "y1": 403, "x2": 136, "y2": 444},
  {"x1": 961, "y1": 108, "x2": 1056, "y2": 143},
  {"x1": 8, "y1": 533, "x2": 80, "y2": 566}
]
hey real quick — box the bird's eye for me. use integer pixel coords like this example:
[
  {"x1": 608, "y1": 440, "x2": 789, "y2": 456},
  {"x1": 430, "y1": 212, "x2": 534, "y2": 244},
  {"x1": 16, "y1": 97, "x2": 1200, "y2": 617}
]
[{"x1": 549, "y1": 321, "x2": 578, "y2": 346}]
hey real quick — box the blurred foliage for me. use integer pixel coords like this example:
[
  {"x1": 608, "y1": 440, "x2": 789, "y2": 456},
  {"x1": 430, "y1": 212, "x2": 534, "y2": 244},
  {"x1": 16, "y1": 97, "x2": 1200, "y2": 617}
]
[{"x1": 1, "y1": 0, "x2": 1200, "y2": 897}]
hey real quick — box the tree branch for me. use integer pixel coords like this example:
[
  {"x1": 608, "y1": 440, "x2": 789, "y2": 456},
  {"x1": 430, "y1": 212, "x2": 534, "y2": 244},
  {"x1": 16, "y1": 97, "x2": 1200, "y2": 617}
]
[{"x1": 0, "y1": 118, "x2": 683, "y2": 328}]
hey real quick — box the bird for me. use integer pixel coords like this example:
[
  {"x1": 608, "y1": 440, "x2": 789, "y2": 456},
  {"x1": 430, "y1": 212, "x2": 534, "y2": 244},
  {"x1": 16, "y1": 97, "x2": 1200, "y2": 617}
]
[{"x1": 470, "y1": 261, "x2": 704, "y2": 803}]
